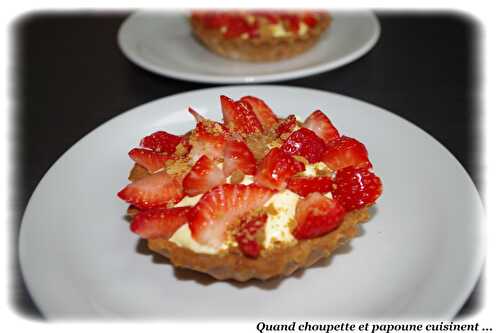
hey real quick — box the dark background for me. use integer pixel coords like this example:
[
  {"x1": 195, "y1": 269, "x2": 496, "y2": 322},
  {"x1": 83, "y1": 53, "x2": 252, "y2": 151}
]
[{"x1": 13, "y1": 11, "x2": 482, "y2": 319}]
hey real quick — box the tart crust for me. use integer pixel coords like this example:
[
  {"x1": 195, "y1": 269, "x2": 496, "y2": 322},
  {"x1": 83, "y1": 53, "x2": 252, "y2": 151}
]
[
  {"x1": 190, "y1": 14, "x2": 332, "y2": 62},
  {"x1": 148, "y1": 208, "x2": 369, "y2": 281}
]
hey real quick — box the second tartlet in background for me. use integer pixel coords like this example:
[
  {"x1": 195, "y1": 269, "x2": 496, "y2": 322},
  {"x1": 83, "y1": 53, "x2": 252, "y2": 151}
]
[{"x1": 190, "y1": 11, "x2": 331, "y2": 62}]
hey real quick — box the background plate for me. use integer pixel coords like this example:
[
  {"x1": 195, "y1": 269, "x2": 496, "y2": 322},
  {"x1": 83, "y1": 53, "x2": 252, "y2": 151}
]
[
  {"x1": 19, "y1": 86, "x2": 483, "y2": 319},
  {"x1": 118, "y1": 11, "x2": 380, "y2": 83}
]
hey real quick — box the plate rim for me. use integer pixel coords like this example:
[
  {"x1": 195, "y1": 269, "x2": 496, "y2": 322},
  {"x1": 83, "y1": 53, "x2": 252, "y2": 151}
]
[
  {"x1": 117, "y1": 11, "x2": 381, "y2": 84},
  {"x1": 19, "y1": 85, "x2": 484, "y2": 319}
]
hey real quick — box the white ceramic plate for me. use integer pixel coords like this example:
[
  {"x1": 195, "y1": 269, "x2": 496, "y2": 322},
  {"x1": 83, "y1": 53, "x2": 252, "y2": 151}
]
[
  {"x1": 19, "y1": 86, "x2": 483, "y2": 319},
  {"x1": 118, "y1": 11, "x2": 380, "y2": 83}
]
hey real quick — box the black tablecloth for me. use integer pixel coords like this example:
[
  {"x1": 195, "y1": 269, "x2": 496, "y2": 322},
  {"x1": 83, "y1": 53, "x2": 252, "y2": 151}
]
[{"x1": 13, "y1": 11, "x2": 482, "y2": 319}]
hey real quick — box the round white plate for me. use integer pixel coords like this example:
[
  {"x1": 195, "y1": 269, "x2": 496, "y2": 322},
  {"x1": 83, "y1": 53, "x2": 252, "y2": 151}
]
[
  {"x1": 118, "y1": 11, "x2": 380, "y2": 83},
  {"x1": 19, "y1": 86, "x2": 483, "y2": 319}
]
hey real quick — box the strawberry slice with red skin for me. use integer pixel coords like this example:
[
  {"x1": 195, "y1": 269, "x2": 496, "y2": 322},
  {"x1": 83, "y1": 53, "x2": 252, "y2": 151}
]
[
  {"x1": 282, "y1": 14, "x2": 300, "y2": 33},
  {"x1": 275, "y1": 115, "x2": 297, "y2": 138},
  {"x1": 293, "y1": 193, "x2": 346, "y2": 239},
  {"x1": 140, "y1": 131, "x2": 182, "y2": 154},
  {"x1": 195, "y1": 12, "x2": 231, "y2": 28},
  {"x1": 188, "y1": 107, "x2": 207, "y2": 123},
  {"x1": 223, "y1": 16, "x2": 258, "y2": 38},
  {"x1": 235, "y1": 213, "x2": 267, "y2": 258},
  {"x1": 303, "y1": 110, "x2": 340, "y2": 143},
  {"x1": 223, "y1": 138, "x2": 257, "y2": 177},
  {"x1": 188, "y1": 117, "x2": 228, "y2": 163},
  {"x1": 130, "y1": 206, "x2": 190, "y2": 239},
  {"x1": 239, "y1": 96, "x2": 279, "y2": 130},
  {"x1": 322, "y1": 136, "x2": 371, "y2": 171},
  {"x1": 302, "y1": 14, "x2": 319, "y2": 28},
  {"x1": 183, "y1": 155, "x2": 226, "y2": 196},
  {"x1": 128, "y1": 148, "x2": 172, "y2": 173},
  {"x1": 254, "y1": 148, "x2": 305, "y2": 190},
  {"x1": 189, "y1": 184, "x2": 275, "y2": 247},
  {"x1": 281, "y1": 127, "x2": 326, "y2": 163},
  {"x1": 333, "y1": 166, "x2": 382, "y2": 211},
  {"x1": 220, "y1": 95, "x2": 263, "y2": 134},
  {"x1": 287, "y1": 176, "x2": 334, "y2": 197},
  {"x1": 117, "y1": 172, "x2": 184, "y2": 209}
]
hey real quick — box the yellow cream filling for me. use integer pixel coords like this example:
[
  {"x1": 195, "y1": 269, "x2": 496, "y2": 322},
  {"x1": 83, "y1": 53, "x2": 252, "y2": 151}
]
[{"x1": 168, "y1": 162, "x2": 331, "y2": 254}]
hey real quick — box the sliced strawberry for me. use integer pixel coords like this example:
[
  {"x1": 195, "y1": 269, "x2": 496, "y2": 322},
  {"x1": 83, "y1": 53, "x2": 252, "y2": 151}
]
[
  {"x1": 220, "y1": 95, "x2": 263, "y2": 134},
  {"x1": 282, "y1": 14, "x2": 300, "y2": 33},
  {"x1": 117, "y1": 172, "x2": 184, "y2": 209},
  {"x1": 287, "y1": 176, "x2": 333, "y2": 197},
  {"x1": 182, "y1": 155, "x2": 225, "y2": 196},
  {"x1": 174, "y1": 135, "x2": 192, "y2": 158},
  {"x1": 188, "y1": 117, "x2": 227, "y2": 163},
  {"x1": 322, "y1": 136, "x2": 371, "y2": 171},
  {"x1": 188, "y1": 107, "x2": 207, "y2": 123},
  {"x1": 223, "y1": 138, "x2": 257, "y2": 176},
  {"x1": 303, "y1": 110, "x2": 340, "y2": 143},
  {"x1": 235, "y1": 213, "x2": 267, "y2": 258},
  {"x1": 275, "y1": 115, "x2": 297, "y2": 138},
  {"x1": 223, "y1": 16, "x2": 257, "y2": 38},
  {"x1": 293, "y1": 193, "x2": 346, "y2": 239},
  {"x1": 333, "y1": 166, "x2": 382, "y2": 211},
  {"x1": 140, "y1": 131, "x2": 182, "y2": 154},
  {"x1": 239, "y1": 96, "x2": 279, "y2": 130},
  {"x1": 128, "y1": 148, "x2": 172, "y2": 173},
  {"x1": 189, "y1": 184, "x2": 275, "y2": 247},
  {"x1": 130, "y1": 206, "x2": 190, "y2": 239},
  {"x1": 281, "y1": 127, "x2": 326, "y2": 163},
  {"x1": 302, "y1": 14, "x2": 318, "y2": 28},
  {"x1": 195, "y1": 12, "x2": 232, "y2": 28},
  {"x1": 255, "y1": 148, "x2": 305, "y2": 190}
]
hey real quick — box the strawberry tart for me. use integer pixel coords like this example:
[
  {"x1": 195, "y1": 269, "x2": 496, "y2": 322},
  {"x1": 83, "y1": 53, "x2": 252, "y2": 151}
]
[
  {"x1": 190, "y1": 11, "x2": 331, "y2": 62},
  {"x1": 118, "y1": 95, "x2": 382, "y2": 281}
]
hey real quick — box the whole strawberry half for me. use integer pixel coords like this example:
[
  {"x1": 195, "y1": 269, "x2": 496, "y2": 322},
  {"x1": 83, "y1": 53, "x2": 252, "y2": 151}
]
[
  {"x1": 303, "y1": 110, "x2": 340, "y2": 143},
  {"x1": 140, "y1": 131, "x2": 182, "y2": 154},
  {"x1": 130, "y1": 206, "x2": 190, "y2": 239},
  {"x1": 287, "y1": 176, "x2": 334, "y2": 197},
  {"x1": 183, "y1": 155, "x2": 226, "y2": 197},
  {"x1": 322, "y1": 136, "x2": 371, "y2": 171},
  {"x1": 189, "y1": 184, "x2": 275, "y2": 247},
  {"x1": 254, "y1": 148, "x2": 305, "y2": 190},
  {"x1": 293, "y1": 192, "x2": 346, "y2": 239},
  {"x1": 223, "y1": 138, "x2": 257, "y2": 177},
  {"x1": 281, "y1": 127, "x2": 326, "y2": 163},
  {"x1": 333, "y1": 166, "x2": 382, "y2": 211},
  {"x1": 117, "y1": 172, "x2": 184, "y2": 209},
  {"x1": 239, "y1": 96, "x2": 278, "y2": 130},
  {"x1": 235, "y1": 213, "x2": 267, "y2": 258},
  {"x1": 128, "y1": 148, "x2": 172, "y2": 173},
  {"x1": 220, "y1": 95, "x2": 263, "y2": 134}
]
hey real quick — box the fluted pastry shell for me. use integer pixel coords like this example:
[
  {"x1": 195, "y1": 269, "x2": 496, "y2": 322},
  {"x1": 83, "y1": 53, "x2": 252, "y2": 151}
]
[{"x1": 148, "y1": 208, "x2": 369, "y2": 281}]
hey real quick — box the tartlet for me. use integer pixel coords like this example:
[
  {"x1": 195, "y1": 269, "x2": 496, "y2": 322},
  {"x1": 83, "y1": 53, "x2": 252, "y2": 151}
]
[
  {"x1": 118, "y1": 95, "x2": 382, "y2": 281},
  {"x1": 190, "y1": 11, "x2": 331, "y2": 62}
]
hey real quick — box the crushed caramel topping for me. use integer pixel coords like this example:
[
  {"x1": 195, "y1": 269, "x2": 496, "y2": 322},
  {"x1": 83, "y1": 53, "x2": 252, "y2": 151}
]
[
  {"x1": 265, "y1": 203, "x2": 279, "y2": 216},
  {"x1": 293, "y1": 155, "x2": 309, "y2": 165},
  {"x1": 230, "y1": 170, "x2": 245, "y2": 184},
  {"x1": 202, "y1": 120, "x2": 226, "y2": 136},
  {"x1": 287, "y1": 217, "x2": 297, "y2": 234},
  {"x1": 316, "y1": 167, "x2": 333, "y2": 177},
  {"x1": 165, "y1": 157, "x2": 191, "y2": 177},
  {"x1": 174, "y1": 141, "x2": 190, "y2": 157},
  {"x1": 255, "y1": 223, "x2": 266, "y2": 246},
  {"x1": 244, "y1": 133, "x2": 274, "y2": 161}
]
